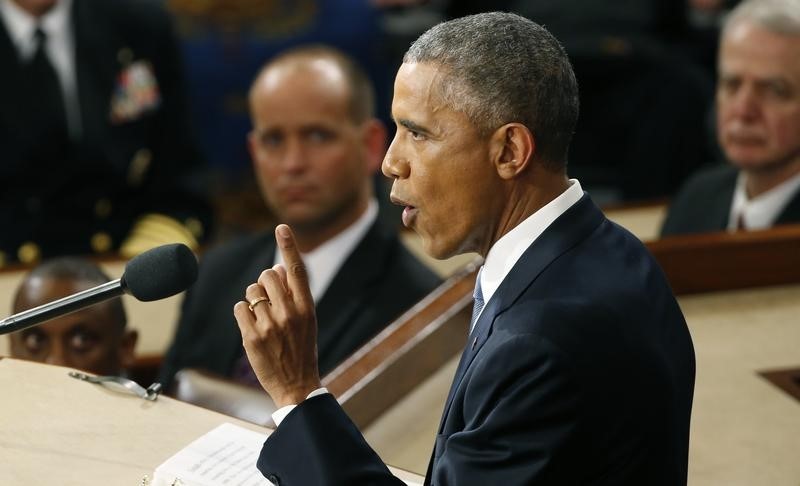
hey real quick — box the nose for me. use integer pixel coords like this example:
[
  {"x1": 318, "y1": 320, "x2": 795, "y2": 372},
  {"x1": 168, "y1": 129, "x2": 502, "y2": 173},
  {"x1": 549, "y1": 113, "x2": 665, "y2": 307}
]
[
  {"x1": 382, "y1": 136, "x2": 410, "y2": 179},
  {"x1": 282, "y1": 137, "x2": 308, "y2": 173},
  {"x1": 727, "y1": 85, "x2": 760, "y2": 121},
  {"x1": 45, "y1": 342, "x2": 70, "y2": 368}
]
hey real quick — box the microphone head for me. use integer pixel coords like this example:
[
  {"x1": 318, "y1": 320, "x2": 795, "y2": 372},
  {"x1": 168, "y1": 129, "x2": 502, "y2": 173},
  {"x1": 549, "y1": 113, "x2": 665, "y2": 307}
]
[{"x1": 122, "y1": 243, "x2": 198, "y2": 301}]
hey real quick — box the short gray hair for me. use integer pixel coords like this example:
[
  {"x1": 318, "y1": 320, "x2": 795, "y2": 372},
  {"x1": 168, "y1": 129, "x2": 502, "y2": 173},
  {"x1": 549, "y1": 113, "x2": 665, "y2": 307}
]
[
  {"x1": 724, "y1": 0, "x2": 800, "y2": 36},
  {"x1": 404, "y1": 12, "x2": 579, "y2": 169}
]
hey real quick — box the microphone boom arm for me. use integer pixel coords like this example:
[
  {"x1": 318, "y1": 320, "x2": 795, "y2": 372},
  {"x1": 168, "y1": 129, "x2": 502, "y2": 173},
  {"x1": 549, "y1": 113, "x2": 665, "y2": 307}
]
[{"x1": 0, "y1": 279, "x2": 125, "y2": 335}]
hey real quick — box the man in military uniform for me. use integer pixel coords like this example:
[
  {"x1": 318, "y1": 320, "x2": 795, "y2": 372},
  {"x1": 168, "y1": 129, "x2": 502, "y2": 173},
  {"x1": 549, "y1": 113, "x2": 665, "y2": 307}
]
[{"x1": 0, "y1": 0, "x2": 212, "y2": 266}]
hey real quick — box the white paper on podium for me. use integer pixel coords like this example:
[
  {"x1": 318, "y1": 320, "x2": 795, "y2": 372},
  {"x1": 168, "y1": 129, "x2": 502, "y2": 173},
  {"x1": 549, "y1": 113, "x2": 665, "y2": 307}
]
[
  {"x1": 153, "y1": 422, "x2": 422, "y2": 486},
  {"x1": 153, "y1": 422, "x2": 272, "y2": 486}
]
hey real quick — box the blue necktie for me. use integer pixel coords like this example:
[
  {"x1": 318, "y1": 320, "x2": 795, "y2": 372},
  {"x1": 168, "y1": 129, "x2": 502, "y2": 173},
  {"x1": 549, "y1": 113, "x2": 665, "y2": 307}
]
[{"x1": 470, "y1": 269, "x2": 485, "y2": 334}]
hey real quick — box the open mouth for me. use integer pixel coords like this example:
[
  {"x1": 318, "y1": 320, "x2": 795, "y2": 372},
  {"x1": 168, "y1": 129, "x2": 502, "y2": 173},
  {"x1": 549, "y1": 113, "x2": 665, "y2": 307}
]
[
  {"x1": 390, "y1": 195, "x2": 418, "y2": 227},
  {"x1": 401, "y1": 206, "x2": 418, "y2": 228}
]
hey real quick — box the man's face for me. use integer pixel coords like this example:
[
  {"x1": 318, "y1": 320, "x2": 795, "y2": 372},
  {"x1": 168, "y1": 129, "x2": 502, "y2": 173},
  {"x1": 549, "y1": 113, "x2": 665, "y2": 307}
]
[
  {"x1": 717, "y1": 21, "x2": 800, "y2": 172},
  {"x1": 11, "y1": 0, "x2": 58, "y2": 16},
  {"x1": 248, "y1": 61, "x2": 378, "y2": 233},
  {"x1": 9, "y1": 277, "x2": 134, "y2": 376},
  {"x1": 383, "y1": 62, "x2": 503, "y2": 259}
]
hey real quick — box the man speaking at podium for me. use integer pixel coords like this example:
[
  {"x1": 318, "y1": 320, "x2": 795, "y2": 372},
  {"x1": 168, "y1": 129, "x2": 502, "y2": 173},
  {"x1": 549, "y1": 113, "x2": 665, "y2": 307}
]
[{"x1": 234, "y1": 12, "x2": 696, "y2": 485}]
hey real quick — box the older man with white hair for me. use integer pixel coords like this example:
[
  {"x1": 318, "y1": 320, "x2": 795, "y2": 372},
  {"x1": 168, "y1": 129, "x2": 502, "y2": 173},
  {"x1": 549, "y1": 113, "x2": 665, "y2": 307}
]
[{"x1": 662, "y1": 0, "x2": 800, "y2": 235}]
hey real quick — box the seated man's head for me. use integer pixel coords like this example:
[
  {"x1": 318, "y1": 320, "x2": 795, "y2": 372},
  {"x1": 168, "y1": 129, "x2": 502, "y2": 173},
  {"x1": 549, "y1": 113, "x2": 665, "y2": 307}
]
[
  {"x1": 247, "y1": 45, "x2": 387, "y2": 251},
  {"x1": 9, "y1": 0, "x2": 59, "y2": 17},
  {"x1": 717, "y1": 0, "x2": 800, "y2": 184},
  {"x1": 9, "y1": 258, "x2": 137, "y2": 376}
]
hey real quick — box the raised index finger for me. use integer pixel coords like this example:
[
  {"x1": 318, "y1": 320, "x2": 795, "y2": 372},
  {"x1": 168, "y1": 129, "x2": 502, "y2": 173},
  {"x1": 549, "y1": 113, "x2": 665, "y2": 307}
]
[{"x1": 275, "y1": 224, "x2": 313, "y2": 308}]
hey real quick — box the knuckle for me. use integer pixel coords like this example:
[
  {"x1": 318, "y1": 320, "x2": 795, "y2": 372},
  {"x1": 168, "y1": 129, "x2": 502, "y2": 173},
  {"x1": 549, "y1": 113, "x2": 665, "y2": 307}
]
[
  {"x1": 245, "y1": 323, "x2": 270, "y2": 343},
  {"x1": 290, "y1": 262, "x2": 307, "y2": 278},
  {"x1": 258, "y1": 268, "x2": 278, "y2": 286},
  {"x1": 242, "y1": 332, "x2": 260, "y2": 348},
  {"x1": 245, "y1": 283, "x2": 261, "y2": 296},
  {"x1": 300, "y1": 309, "x2": 315, "y2": 322}
]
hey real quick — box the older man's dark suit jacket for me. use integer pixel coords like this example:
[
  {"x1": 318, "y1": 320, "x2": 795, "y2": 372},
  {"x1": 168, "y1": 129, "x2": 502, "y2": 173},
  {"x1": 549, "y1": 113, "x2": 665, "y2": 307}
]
[
  {"x1": 159, "y1": 220, "x2": 441, "y2": 389},
  {"x1": 661, "y1": 164, "x2": 800, "y2": 236},
  {"x1": 0, "y1": 0, "x2": 210, "y2": 263},
  {"x1": 256, "y1": 194, "x2": 696, "y2": 486}
]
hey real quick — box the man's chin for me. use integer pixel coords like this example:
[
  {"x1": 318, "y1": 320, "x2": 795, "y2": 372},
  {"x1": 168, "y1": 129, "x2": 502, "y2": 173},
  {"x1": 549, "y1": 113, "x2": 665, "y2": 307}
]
[
  {"x1": 728, "y1": 154, "x2": 788, "y2": 173},
  {"x1": 725, "y1": 147, "x2": 771, "y2": 170},
  {"x1": 420, "y1": 234, "x2": 464, "y2": 261},
  {"x1": 279, "y1": 209, "x2": 348, "y2": 236},
  {"x1": 277, "y1": 207, "x2": 322, "y2": 226},
  {"x1": 281, "y1": 218, "x2": 322, "y2": 233}
]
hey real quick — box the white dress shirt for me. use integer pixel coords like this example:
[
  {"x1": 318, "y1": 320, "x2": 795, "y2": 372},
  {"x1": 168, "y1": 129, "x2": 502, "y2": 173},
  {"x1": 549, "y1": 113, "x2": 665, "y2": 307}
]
[
  {"x1": 0, "y1": 0, "x2": 80, "y2": 137},
  {"x1": 727, "y1": 171, "x2": 800, "y2": 231},
  {"x1": 475, "y1": 179, "x2": 584, "y2": 325},
  {"x1": 273, "y1": 181, "x2": 585, "y2": 426},
  {"x1": 273, "y1": 198, "x2": 378, "y2": 303}
]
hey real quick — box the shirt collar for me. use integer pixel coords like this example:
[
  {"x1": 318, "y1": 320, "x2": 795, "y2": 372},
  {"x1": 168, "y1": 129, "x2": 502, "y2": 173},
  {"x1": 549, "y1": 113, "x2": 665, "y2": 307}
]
[
  {"x1": 274, "y1": 198, "x2": 379, "y2": 303},
  {"x1": 729, "y1": 170, "x2": 800, "y2": 231},
  {"x1": 0, "y1": 0, "x2": 71, "y2": 57},
  {"x1": 479, "y1": 179, "x2": 584, "y2": 306}
]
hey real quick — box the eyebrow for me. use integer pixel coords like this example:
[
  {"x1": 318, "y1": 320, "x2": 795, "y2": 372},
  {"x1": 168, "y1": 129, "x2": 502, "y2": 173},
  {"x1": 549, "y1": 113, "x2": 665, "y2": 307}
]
[
  {"x1": 720, "y1": 71, "x2": 791, "y2": 84},
  {"x1": 396, "y1": 118, "x2": 430, "y2": 135}
]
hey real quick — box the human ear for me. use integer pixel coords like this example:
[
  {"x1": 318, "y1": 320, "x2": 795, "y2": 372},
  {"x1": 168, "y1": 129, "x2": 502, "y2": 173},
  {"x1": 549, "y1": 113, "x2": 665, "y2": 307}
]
[
  {"x1": 246, "y1": 130, "x2": 258, "y2": 160},
  {"x1": 490, "y1": 123, "x2": 534, "y2": 180},
  {"x1": 118, "y1": 329, "x2": 138, "y2": 371},
  {"x1": 362, "y1": 118, "x2": 388, "y2": 174}
]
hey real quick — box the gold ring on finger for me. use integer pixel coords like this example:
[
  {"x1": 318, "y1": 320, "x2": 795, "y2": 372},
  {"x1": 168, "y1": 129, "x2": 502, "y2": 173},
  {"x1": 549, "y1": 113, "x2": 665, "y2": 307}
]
[{"x1": 248, "y1": 296, "x2": 270, "y2": 312}]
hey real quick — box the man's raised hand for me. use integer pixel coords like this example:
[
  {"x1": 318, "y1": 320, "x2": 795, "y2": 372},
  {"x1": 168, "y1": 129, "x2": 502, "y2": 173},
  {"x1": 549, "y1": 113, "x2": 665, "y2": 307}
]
[{"x1": 233, "y1": 224, "x2": 321, "y2": 408}]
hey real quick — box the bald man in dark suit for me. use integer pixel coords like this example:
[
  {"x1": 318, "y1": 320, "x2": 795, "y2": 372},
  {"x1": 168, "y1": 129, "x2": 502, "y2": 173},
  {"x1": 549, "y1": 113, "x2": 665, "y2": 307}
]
[{"x1": 159, "y1": 46, "x2": 440, "y2": 390}]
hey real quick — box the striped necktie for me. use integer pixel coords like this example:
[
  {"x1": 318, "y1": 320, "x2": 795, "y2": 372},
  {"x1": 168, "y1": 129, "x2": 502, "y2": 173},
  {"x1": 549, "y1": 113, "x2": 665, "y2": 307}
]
[{"x1": 469, "y1": 269, "x2": 485, "y2": 334}]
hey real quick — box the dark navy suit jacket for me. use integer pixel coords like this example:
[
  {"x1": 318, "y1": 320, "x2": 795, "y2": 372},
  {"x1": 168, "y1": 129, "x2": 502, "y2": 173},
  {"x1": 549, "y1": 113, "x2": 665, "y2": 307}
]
[
  {"x1": 257, "y1": 194, "x2": 696, "y2": 485},
  {"x1": 661, "y1": 164, "x2": 800, "y2": 236}
]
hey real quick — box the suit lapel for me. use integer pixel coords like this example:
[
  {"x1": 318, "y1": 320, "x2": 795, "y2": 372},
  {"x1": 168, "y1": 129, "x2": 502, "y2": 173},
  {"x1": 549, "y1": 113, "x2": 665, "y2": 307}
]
[
  {"x1": 0, "y1": 17, "x2": 16, "y2": 62},
  {"x1": 0, "y1": 18, "x2": 31, "y2": 163},
  {"x1": 713, "y1": 168, "x2": 738, "y2": 230},
  {"x1": 436, "y1": 194, "x2": 606, "y2": 433},
  {"x1": 71, "y1": 0, "x2": 115, "y2": 149},
  {"x1": 0, "y1": 19, "x2": 20, "y2": 99},
  {"x1": 314, "y1": 221, "x2": 393, "y2": 373},
  {"x1": 776, "y1": 187, "x2": 800, "y2": 225}
]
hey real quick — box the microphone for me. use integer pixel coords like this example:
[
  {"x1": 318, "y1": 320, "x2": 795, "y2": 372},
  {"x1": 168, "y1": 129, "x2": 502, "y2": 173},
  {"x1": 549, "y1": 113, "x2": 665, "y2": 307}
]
[{"x1": 0, "y1": 243, "x2": 198, "y2": 335}]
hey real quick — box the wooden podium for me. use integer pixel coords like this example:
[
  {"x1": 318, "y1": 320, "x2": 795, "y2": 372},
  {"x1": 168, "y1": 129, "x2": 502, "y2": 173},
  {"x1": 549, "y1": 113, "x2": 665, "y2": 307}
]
[{"x1": 0, "y1": 358, "x2": 423, "y2": 485}]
